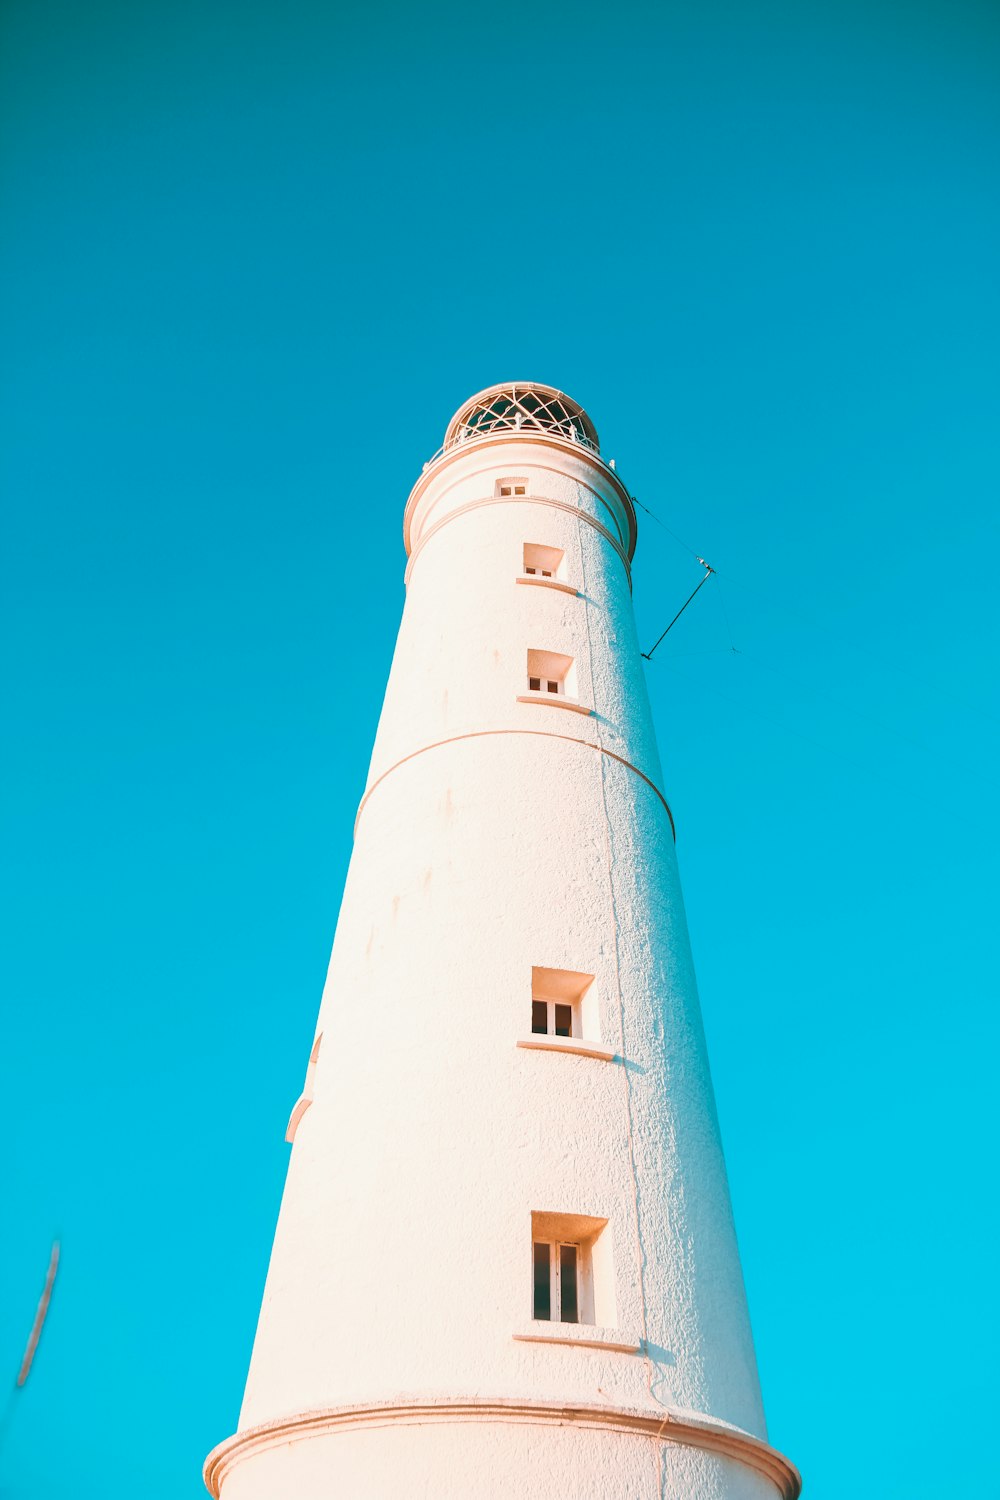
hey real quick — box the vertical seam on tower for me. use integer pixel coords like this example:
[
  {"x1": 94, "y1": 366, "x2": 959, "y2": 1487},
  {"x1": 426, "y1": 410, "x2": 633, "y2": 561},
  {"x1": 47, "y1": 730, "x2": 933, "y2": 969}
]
[{"x1": 580, "y1": 512, "x2": 671, "y2": 1497}]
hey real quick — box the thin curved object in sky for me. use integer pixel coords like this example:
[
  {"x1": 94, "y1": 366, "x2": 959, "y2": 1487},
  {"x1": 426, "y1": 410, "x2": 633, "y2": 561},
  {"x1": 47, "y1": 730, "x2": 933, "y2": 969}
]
[{"x1": 16, "y1": 1241, "x2": 59, "y2": 1388}]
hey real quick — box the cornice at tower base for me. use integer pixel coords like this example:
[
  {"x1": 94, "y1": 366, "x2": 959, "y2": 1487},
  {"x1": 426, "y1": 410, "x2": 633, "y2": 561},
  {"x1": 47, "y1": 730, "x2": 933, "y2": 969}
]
[{"x1": 204, "y1": 1396, "x2": 801, "y2": 1499}]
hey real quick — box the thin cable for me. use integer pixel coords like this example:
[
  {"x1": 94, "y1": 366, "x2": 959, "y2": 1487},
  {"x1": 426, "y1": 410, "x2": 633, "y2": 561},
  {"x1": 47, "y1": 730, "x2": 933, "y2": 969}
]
[
  {"x1": 636, "y1": 495, "x2": 998, "y2": 757},
  {"x1": 642, "y1": 565, "x2": 714, "y2": 661},
  {"x1": 16, "y1": 1241, "x2": 59, "y2": 1388},
  {"x1": 632, "y1": 496, "x2": 704, "y2": 560},
  {"x1": 0, "y1": 1240, "x2": 60, "y2": 1462},
  {"x1": 713, "y1": 573, "x2": 740, "y2": 654},
  {"x1": 635, "y1": 498, "x2": 984, "y2": 777},
  {"x1": 634, "y1": 495, "x2": 999, "y2": 729}
]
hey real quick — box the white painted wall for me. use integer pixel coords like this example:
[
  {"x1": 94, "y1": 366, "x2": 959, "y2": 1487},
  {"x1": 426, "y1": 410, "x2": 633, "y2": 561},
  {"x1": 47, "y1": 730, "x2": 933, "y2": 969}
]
[{"x1": 206, "y1": 402, "x2": 798, "y2": 1499}]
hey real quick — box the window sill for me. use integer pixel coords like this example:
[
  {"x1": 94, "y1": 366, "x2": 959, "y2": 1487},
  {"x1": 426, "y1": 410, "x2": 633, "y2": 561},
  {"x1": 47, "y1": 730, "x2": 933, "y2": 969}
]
[
  {"x1": 516, "y1": 693, "x2": 593, "y2": 716},
  {"x1": 516, "y1": 1036, "x2": 616, "y2": 1062},
  {"x1": 512, "y1": 1323, "x2": 641, "y2": 1354},
  {"x1": 516, "y1": 574, "x2": 579, "y2": 597}
]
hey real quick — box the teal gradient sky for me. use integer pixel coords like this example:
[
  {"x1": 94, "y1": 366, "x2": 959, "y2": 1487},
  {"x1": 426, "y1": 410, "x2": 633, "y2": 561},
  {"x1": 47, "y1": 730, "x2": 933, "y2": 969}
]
[{"x1": 2, "y1": 2, "x2": 998, "y2": 1495}]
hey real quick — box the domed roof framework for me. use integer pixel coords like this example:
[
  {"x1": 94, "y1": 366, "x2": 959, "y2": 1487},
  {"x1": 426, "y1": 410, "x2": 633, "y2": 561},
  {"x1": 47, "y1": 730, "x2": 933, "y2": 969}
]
[{"x1": 444, "y1": 383, "x2": 600, "y2": 453}]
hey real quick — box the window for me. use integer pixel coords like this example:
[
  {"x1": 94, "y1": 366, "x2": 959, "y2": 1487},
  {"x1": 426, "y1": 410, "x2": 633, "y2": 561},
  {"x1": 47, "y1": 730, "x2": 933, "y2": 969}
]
[
  {"x1": 497, "y1": 477, "x2": 528, "y2": 497},
  {"x1": 530, "y1": 966, "x2": 594, "y2": 1040},
  {"x1": 519, "y1": 653, "x2": 589, "y2": 714},
  {"x1": 533, "y1": 1242, "x2": 579, "y2": 1322},
  {"x1": 529, "y1": 1212, "x2": 610, "y2": 1327},
  {"x1": 526, "y1": 649, "x2": 574, "y2": 698},
  {"x1": 532, "y1": 998, "x2": 574, "y2": 1037},
  {"x1": 523, "y1": 543, "x2": 563, "y2": 580}
]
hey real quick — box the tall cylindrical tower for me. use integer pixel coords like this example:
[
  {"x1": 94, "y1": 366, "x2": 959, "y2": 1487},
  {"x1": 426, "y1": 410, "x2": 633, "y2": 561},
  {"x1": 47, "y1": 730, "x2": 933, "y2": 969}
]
[{"x1": 205, "y1": 384, "x2": 800, "y2": 1500}]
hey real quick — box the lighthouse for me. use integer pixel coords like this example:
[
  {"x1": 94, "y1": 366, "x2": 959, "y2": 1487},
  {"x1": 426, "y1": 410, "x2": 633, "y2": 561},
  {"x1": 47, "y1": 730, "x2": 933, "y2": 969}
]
[{"x1": 204, "y1": 383, "x2": 800, "y2": 1499}]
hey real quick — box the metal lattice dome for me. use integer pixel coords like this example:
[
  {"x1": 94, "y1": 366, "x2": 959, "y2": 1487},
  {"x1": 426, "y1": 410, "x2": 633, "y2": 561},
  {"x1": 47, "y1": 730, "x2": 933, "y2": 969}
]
[{"x1": 444, "y1": 383, "x2": 600, "y2": 454}]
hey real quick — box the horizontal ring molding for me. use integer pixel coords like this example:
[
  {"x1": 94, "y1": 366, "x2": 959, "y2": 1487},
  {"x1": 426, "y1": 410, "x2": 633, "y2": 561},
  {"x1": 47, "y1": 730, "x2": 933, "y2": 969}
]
[
  {"x1": 404, "y1": 494, "x2": 633, "y2": 588},
  {"x1": 404, "y1": 431, "x2": 637, "y2": 561},
  {"x1": 355, "y1": 729, "x2": 676, "y2": 840},
  {"x1": 204, "y1": 1396, "x2": 800, "y2": 1499}
]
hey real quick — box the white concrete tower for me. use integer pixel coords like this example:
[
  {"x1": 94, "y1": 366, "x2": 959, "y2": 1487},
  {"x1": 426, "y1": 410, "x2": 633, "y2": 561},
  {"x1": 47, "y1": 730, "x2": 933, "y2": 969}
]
[{"x1": 205, "y1": 384, "x2": 800, "y2": 1500}]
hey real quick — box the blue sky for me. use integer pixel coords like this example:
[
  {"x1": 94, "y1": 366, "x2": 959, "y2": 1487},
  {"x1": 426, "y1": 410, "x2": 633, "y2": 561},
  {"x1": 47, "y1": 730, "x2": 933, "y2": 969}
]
[{"x1": 1, "y1": 1, "x2": 998, "y2": 1495}]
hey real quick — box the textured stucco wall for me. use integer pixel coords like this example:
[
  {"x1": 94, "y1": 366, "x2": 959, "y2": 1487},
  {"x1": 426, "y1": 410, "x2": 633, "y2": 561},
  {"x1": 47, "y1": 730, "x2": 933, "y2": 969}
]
[{"x1": 214, "y1": 430, "x2": 792, "y2": 1498}]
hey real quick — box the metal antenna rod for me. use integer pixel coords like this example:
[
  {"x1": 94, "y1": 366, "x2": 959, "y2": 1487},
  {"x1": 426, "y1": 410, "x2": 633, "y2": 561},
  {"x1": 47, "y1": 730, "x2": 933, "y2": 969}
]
[
  {"x1": 0, "y1": 1240, "x2": 60, "y2": 1462},
  {"x1": 641, "y1": 562, "x2": 715, "y2": 661}
]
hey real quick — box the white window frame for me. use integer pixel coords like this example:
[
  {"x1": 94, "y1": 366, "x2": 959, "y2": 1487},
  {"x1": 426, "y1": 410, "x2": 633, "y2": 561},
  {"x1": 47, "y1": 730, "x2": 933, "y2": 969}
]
[
  {"x1": 532, "y1": 1239, "x2": 586, "y2": 1324},
  {"x1": 527, "y1": 674, "x2": 564, "y2": 696},
  {"x1": 531, "y1": 996, "x2": 577, "y2": 1038}
]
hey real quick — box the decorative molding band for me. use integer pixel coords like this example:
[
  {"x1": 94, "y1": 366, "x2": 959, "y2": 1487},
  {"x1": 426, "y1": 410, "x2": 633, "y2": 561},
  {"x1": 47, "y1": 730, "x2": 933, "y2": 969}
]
[
  {"x1": 284, "y1": 1094, "x2": 311, "y2": 1143},
  {"x1": 403, "y1": 429, "x2": 637, "y2": 559},
  {"x1": 354, "y1": 729, "x2": 676, "y2": 841},
  {"x1": 204, "y1": 1396, "x2": 801, "y2": 1499},
  {"x1": 403, "y1": 494, "x2": 633, "y2": 589}
]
